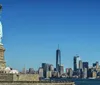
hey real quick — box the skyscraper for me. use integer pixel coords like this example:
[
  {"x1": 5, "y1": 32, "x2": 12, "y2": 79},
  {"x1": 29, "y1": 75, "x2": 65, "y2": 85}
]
[
  {"x1": 73, "y1": 55, "x2": 80, "y2": 71},
  {"x1": 56, "y1": 45, "x2": 61, "y2": 73},
  {"x1": 83, "y1": 62, "x2": 89, "y2": 69},
  {"x1": 38, "y1": 67, "x2": 43, "y2": 78},
  {"x1": 93, "y1": 62, "x2": 99, "y2": 69},
  {"x1": 42, "y1": 63, "x2": 49, "y2": 78},
  {"x1": 92, "y1": 71, "x2": 97, "y2": 78},
  {"x1": 79, "y1": 60, "x2": 83, "y2": 70},
  {"x1": 66, "y1": 68, "x2": 73, "y2": 77},
  {"x1": 83, "y1": 68, "x2": 87, "y2": 79},
  {"x1": 59, "y1": 65, "x2": 64, "y2": 75},
  {"x1": 42, "y1": 63, "x2": 52, "y2": 78},
  {"x1": 69, "y1": 68, "x2": 73, "y2": 77}
]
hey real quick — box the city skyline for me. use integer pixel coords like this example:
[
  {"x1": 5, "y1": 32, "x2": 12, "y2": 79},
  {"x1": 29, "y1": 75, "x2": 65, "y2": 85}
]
[{"x1": 1, "y1": 0, "x2": 100, "y2": 70}]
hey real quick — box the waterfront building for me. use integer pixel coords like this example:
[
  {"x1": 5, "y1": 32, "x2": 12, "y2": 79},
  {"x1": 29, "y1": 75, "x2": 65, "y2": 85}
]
[
  {"x1": 38, "y1": 67, "x2": 43, "y2": 78},
  {"x1": 42, "y1": 63, "x2": 53, "y2": 78},
  {"x1": 83, "y1": 68, "x2": 87, "y2": 79},
  {"x1": 61, "y1": 73, "x2": 68, "y2": 78},
  {"x1": 92, "y1": 71, "x2": 97, "y2": 78},
  {"x1": 87, "y1": 68, "x2": 92, "y2": 78},
  {"x1": 42, "y1": 63, "x2": 46, "y2": 78},
  {"x1": 59, "y1": 65, "x2": 64, "y2": 75},
  {"x1": 76, "y1": 69, "x2": 82, "y2": 78},
  {"x1": 65, "y1": 68, "x2": 73, "y2": 78},
  {"x1": 52, "y1": 71, "x2": 57, "y2": 77},
  {"x1": 42, "y1": 63, "x2": 49, "y2": 78},
  {"x1": 47, "y1": 71, "x2": 52, "y2": 78},
  {"x1": 97, "y1": 71, "x2": 100, "y2": 78},
  {"x1": 69, "y1": 68, "x2": 73, "y2": 77}
]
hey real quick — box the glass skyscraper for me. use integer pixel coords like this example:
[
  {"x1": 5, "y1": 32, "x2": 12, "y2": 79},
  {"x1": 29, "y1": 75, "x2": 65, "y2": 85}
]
[
  {"x1": 56, "y1": 46, "x2": 61, "y2": 73},
  {"x1": 73, "y1": 55, "x2": 80, "y2": 71}
]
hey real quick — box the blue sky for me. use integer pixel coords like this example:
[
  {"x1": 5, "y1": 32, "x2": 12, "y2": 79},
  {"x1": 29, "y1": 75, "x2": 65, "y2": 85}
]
[{"x1": 1, "y1": 0, "x2": 100, "y2": 71}]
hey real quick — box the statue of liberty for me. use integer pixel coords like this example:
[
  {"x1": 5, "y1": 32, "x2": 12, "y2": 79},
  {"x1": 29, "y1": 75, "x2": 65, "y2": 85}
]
[{"x1": 0, "y1": 4, "x2": 3, "y2": 45}]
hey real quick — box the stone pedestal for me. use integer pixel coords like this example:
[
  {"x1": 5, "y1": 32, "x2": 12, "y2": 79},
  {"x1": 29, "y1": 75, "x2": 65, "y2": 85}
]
[{"x1": 0, "y1": 45, "x2": 6, "y2": 69}]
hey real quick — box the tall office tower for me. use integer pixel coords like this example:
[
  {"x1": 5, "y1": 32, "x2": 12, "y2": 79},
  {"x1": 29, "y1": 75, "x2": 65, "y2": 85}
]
[
  {"x1": 88, "y1": 68, "x2": 92, "y2": 78},
  {"x1": 49, "y1": 64, "x2": 54, "y2": 78},
  {"x1": 47, "y1": 71, "x2": 52, "y2": 78},
  {"x1": 93, "y1": 62, "x2": 99, "y2": 69},
  {"x1": 83, "y1": 62, "x2": 89, "y2": 69},
  {"x1": 69, "y1": 68, "x2": 73, "y2": 77},
  {"x1": 92, "y1": 71, "x2": 97, "y2": 78},
  {"x1": 79, "y1": 60, "x2": 83, "y2": 70},
  {"x1": 42, "y1": 63, "x2": 48, "y2": 78},
  {"x1": 42, "y1": 63, "x2": 50, "y2": 78},
  {"x1": 96, "y1": 62, "x2": 99, "y2": 69},
  {"x1": 73, "y1": 55, "x2": 80, "y2": 71},
  {"x1": 38, "y1": 67, "x2": 43, "y2": 78},
  {"x1": 59, "y1": 65, "x2": 64, "y2": 75},
  {"x1": 66, "y1": 68, "x2": 73, "y2": 77},
  {"x1": 42, "y1": 63, "x2": 46, "y2": 78},
  {"x1": 83, "y1": 68, "x2": 87, "y2": 79},
  {"x1": 56, "y1": 45, "x2": 61, "y2": 73}
]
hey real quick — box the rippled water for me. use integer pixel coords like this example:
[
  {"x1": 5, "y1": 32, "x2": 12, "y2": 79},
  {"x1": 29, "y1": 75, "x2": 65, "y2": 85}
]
[
  {"x1": 75, "y1": 79, "x2": 100, "y2": 85},
  {"x1": 50, "y1": 78, "x2": 100, "y2": 85}
]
